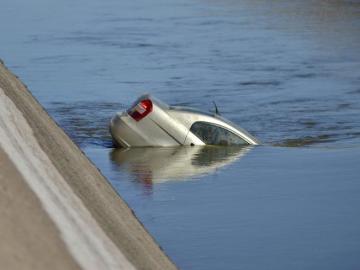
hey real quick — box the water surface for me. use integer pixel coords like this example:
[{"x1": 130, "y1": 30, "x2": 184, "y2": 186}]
[{"x1": 1, "y1": 0, "x2": 360, "y2": 269}]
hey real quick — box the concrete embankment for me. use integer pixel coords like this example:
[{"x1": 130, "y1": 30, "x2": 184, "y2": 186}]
[{"x1": 0, "y1": 60, "x2": 177, "y2": 270}]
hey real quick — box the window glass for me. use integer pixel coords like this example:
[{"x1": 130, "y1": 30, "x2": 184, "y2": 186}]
[{"x1": 190, "y1": 121, "x2": 248, "y2": 146}]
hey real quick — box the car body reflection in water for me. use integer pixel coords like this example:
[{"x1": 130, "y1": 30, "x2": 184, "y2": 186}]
[{"x1": 110, "y1": 146, "x2": 253, "y2": 186}]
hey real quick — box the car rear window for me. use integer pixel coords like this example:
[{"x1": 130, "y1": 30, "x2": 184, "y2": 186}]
[{"x1": 190, "y1": 121, "x2": 249, "y2": 146}]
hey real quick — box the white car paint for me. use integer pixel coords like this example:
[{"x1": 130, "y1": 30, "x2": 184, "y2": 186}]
[{"x1": 110, "y1": 94, "x2": 259, "y2": 147}]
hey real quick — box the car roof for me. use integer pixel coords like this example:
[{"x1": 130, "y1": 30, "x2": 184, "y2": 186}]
[{"x1": 142, "y1": 94, "x2": 259, "y2": 144}]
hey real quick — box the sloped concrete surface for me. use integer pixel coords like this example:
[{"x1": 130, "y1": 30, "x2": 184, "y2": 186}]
[{"x1": 0, "y1": 60, "x2": 177, "y2": 270}]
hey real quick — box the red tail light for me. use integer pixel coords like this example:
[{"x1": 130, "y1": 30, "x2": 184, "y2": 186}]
[{"x1": 128, "y1": 99, "x2": 153, "y2": 121}]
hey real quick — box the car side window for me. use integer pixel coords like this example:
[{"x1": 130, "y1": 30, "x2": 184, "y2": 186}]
[{"x1": 190, "y1": 121, "x2": 248, "y2": 146}]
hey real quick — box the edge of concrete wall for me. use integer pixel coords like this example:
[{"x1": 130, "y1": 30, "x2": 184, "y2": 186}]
[{"x1": 0, "y1": 60, "x2": 177, "y2": 270}]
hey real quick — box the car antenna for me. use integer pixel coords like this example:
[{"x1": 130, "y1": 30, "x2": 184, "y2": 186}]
[{"x1": 213, "y1": 101, "x2": 220, "y2": 115}]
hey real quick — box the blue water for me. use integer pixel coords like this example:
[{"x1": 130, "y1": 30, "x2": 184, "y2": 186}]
[
  {"x1": 1, "y1": 0, "x2": 360, "y2": 269},
  {"x1": 86, "y1": 146, "x2": 360, "y2": 270}
]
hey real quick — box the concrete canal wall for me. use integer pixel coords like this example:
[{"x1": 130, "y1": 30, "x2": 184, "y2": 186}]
[{"x1": 0, "y1": 60, "x2": 177, "y2": 270}]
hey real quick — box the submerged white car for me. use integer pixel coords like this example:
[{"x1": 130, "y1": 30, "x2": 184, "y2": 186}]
[{"x1": 110, "y1": 94, "x2": 259, "y2": 147}]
